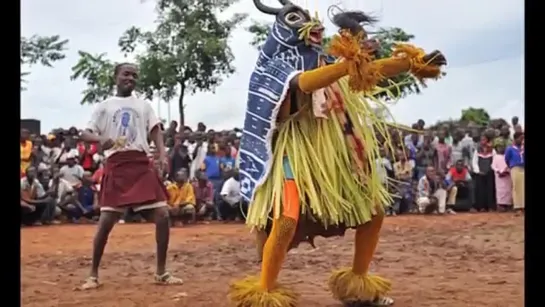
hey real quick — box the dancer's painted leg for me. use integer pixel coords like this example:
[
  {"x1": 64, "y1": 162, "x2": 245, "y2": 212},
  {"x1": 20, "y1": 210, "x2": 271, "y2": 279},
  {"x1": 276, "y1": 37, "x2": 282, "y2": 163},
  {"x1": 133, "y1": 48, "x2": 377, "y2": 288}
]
[
  {"x1": 328, "y1": 209, "x2": 394, "y2": 306},
  {"x1": 229, "y1": 179, "x2": 300, "y2": 307}
]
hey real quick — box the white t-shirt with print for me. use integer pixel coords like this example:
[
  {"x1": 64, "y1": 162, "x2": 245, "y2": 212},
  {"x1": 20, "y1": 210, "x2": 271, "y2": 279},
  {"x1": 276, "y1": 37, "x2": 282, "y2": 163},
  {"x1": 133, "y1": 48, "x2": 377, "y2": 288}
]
[{"x1": 86, "y1": 96, "x2": 161, "y2": 158}]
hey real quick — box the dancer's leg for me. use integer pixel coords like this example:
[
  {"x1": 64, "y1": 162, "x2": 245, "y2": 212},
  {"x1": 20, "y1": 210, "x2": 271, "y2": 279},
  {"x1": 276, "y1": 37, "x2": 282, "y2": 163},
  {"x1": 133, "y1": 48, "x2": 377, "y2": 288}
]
[
  {"x1": 140, "y1": 205, "x2": 184, "y2": 285},
  {"x1": 329, "y1": 209, "x2": 393, "y2": 306},
  {"x1": 229, "y1": 179, "x2": 300, "y2": 307},
  {"x1": 79, "y1": 210, "x2": 121, "y2": 290}
]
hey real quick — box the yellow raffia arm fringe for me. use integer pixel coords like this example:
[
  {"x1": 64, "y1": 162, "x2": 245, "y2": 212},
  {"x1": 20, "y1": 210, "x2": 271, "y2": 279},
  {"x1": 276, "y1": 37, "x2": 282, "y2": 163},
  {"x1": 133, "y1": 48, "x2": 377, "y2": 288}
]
[
  {"x1": 327, "y1": 30, "x2": 381, "y2": 93},
  {"x1": 392, "y1": 44, "x2": 443, "y2": 85}
]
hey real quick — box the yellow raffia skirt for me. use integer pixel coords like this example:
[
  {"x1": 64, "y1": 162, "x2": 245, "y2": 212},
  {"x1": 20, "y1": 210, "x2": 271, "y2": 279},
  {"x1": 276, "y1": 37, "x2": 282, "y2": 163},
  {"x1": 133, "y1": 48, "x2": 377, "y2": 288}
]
[{"x1": 246, "y1": 78, "x2": 398, "y2": 230}]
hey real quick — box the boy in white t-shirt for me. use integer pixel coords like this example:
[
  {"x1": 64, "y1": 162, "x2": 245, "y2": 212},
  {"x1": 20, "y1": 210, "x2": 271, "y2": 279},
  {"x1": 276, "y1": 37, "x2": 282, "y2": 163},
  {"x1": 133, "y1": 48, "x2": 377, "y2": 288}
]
[{"x1": 78, "y1": 63, "x2": 182, "y2": 290}]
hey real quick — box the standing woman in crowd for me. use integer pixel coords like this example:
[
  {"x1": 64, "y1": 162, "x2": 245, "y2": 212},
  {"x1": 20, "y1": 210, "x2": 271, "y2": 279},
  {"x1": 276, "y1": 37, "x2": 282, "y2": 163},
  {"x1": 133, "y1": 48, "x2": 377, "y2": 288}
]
[
  {"x1": 435, "y1": 130, "x2": 452, "y2": 174},
  {"x1": 471, "y1": 134, "x2": 496, "y2": 211},
  {"x1": 491, "y1": 143, "x2": 512, "y2": 211},
  {"x1": 505, "y1": 132, "x2": 524, "y2": 214}
]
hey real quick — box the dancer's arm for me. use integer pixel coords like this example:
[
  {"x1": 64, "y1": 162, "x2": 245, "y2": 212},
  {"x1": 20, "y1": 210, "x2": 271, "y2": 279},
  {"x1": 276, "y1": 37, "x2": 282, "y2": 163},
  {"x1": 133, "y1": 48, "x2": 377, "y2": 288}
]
[
  {"x1": 291, "y1": 61, "x2": 350, "y2": 93},
  {"x1": 81, "y1": 103, "x2": 114, "y2": 148},
  {"x1": 374, "y1": 46, "x2": 446, "y2": 81}
]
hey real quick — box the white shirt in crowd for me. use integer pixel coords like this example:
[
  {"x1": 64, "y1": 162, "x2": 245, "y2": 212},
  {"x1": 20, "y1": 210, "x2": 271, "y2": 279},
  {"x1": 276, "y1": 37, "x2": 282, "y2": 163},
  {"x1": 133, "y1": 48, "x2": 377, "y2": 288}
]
[
  {"x1": 49, "y1": 178, "x2": 74, "y2": 202},
  {"x1": 20, "y1": 177, "x2": 46, "y2": 198},
  {"x1": 86, "y1": 96, "x2": 161, "y2": 158},
  {"x1": 59, "y1": 164, "x2": 85, "y2": 186},
  {"x1": 56, "y1": 148, "x2": 79, "y2": 164},
  {"x1": 220, "y1": 177, "x2": 241, "y2": 205},
  {"x1": 190, "y1": 141, "x2": 208, "y2": 179},
  {"x1": 375, "y1": 157, "x2": 392, "y2": 184}
]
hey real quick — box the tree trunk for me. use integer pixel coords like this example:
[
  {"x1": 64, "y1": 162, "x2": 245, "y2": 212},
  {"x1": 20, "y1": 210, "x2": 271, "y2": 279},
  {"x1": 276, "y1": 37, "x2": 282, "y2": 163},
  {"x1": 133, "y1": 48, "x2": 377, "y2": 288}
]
[{"x1": 178, "y1": 82, "x2": 186, "y2": 128}]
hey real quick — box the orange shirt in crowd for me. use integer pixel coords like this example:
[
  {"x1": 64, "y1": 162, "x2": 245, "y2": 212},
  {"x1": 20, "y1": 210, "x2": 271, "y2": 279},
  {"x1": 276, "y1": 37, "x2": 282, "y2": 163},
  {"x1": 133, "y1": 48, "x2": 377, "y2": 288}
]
[
  {"x1": 166, "y1": 182, "x2": 196, "y2": 207},
  {"x1": 20, "y1": 140, "x2": 32, "y2": 177}
]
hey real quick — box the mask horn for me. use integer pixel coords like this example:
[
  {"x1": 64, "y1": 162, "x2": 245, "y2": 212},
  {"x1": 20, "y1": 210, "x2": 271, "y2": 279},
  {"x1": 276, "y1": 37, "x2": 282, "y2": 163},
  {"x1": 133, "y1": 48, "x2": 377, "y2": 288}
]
[
  {"x1": 254, "y1": 0, "x2": 281, "y2": 14},
  {"x1": 278, "y1": 0, "x2": 292, "y2": 5}
]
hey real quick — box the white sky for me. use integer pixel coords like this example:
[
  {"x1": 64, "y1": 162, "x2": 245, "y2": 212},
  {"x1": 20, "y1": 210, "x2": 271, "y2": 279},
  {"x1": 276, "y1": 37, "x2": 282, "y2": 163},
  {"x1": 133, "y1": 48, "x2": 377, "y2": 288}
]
[{"x1": 21, "y1": 0, "x2": 524, "y2": 132}]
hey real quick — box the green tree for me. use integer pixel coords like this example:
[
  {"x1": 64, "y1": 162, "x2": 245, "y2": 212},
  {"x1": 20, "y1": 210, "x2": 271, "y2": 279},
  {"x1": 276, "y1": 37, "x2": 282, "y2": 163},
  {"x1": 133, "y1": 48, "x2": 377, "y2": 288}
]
[
  {"x1": 71, "y1": 0, "x2": 247, "y2": 128},
  {"x1": 70, "y1": 51, "x2": 115, "y2": 104},
  {"x1": 460, "y1": 107, "x2": 491, "y2": 126},
  {"x1": 20, "y1": 35, "x2": 68, "y2": 90},
  {"x1": 247, "y1": 21, "x2": 427, "y2": 100}
]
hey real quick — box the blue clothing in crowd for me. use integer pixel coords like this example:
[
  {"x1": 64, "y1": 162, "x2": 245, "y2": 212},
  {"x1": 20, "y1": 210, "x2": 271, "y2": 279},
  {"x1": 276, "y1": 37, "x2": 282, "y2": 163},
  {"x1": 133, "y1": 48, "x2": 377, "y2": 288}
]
[
  {"x1": 79, "y1": 185, "x2": 95, "y2": 211},
  {"x1": 203, "y1": 155, "x2": 221, "y2": 179},
  {"x1": 504, "y1": 145, "x2": 524, "y2": 169},
  {"x1": 219, "y1": 156, "x2": 236, "y2": 172}
]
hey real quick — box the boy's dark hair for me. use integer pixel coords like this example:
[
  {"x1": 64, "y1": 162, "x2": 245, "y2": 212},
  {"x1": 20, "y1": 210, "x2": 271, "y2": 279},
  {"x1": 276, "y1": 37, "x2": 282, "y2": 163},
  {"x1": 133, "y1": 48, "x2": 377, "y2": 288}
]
[
  {"x1": 113, "y1": 62, "x2": 133, "y2": 77},
  {"x1": 513, "y1": 131, "x2": 524, "y2": 140}
]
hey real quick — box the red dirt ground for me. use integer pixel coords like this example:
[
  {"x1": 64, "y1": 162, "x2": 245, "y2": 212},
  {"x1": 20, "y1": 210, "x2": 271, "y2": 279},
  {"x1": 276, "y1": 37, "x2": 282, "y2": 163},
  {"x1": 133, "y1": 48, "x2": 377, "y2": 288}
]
[{"x1": 22, "y1": 213, "x2": 524, "y2": 307}]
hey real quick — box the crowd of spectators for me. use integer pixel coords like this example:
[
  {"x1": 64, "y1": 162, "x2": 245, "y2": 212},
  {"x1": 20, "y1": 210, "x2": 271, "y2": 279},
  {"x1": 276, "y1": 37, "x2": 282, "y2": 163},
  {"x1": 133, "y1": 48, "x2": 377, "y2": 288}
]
[{"x1": 20, "y1": 116, "x2": 524, "y2": 227}]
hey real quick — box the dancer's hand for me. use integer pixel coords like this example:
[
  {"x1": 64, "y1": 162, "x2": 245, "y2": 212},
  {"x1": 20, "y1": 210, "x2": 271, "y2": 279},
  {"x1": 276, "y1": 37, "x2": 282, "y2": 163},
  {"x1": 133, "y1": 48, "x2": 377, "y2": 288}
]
[
  {"x1": 100, "y1": 137, "x2": 116, "y2": 150},
  {"x1": 422, "y1": 50, "x2": 447, "y2": 66}
]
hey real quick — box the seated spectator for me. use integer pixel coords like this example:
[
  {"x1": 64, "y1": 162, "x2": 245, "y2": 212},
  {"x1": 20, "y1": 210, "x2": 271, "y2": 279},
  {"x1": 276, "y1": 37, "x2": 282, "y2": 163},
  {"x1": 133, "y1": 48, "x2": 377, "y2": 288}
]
[
  {"x1": 192, "y1": 171, "x2": 216, "y2": 220},
  {"x1": 38, "y1": 168, "x2": 52, "y2": 191},
  {"x1": 446, "y1": 159, "x2": 474, "y2": 210},
  {"x1": 219, "y1": 170, "x2": 247, "y2": 221},
  {"x1": 21, "y1": 166, "x2": 60, "y2": 226},
  {"x1": 49, "y1": 167, "x2": 89, "y2": 222},
  {"x1": 166, "y1": 169, "x2": 196, "y2": 225},
  {"x1": 59, "y1": 153, "x2": 84, "y2": 187},
  {"x1": 416, "y1": 166, "x2": 456, "y2": 214},
  {"x1": 393, "y1": 150, "x2": 414, "y2": 215},
  {"x1": 74, "y1": 171, "x2": 100, "y2": 221},
  {"x1": 437, "y1": 170, "x2": 458, "y2": 214}
]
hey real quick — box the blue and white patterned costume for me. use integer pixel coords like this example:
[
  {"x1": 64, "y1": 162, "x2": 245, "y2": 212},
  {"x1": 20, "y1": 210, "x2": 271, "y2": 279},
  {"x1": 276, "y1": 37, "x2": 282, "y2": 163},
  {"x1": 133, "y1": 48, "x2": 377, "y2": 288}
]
[{"x1": 239, "y1": 22, "x2": 332, "y2": 202}]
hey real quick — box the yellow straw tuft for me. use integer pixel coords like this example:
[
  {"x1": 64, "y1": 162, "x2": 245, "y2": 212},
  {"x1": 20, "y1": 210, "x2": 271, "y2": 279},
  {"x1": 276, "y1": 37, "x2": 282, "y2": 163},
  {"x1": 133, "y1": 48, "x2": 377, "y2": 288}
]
[
  {"x1": 229, "y1": 276, "x2": 299, "y2": 307},
  {"x1": 327, "y1": 30, "x2": 381, "y2": 93},
  {"x1": 392, "y1": 43, "x2": 443, "y2": 85},
  {"x1": 328, "y1": 267, "x2": 392, "y2": 302}
]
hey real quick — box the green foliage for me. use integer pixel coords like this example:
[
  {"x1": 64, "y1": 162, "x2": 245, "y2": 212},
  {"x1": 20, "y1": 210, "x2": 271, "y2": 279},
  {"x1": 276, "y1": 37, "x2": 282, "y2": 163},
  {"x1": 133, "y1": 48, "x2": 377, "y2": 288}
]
[
  {"x1": 460, "y1": 107, "x2": 491, "y2": 126},
  {"x1": 20, "y1": 35, "x2": 68, "y2": 90},
  {"x1": 247, "y1": 20, "x2": 271, "y2": 48},
  {"x1": 70, "y1": 51, "x2": 115, "y2": 104},
  {"x1": 372, "y1": 27, "x2": 418, "y2": 100},
  {"x1": 71, "y1": 0, "x2": 246, "y2": 127}
]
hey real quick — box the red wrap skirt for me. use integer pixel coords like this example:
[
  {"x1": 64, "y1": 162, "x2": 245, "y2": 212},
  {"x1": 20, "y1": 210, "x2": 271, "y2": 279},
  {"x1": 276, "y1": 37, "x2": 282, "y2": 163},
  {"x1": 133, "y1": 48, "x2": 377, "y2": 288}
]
[{"x1": 98, "y1": 150, "x2": 167, "y2": 208}]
